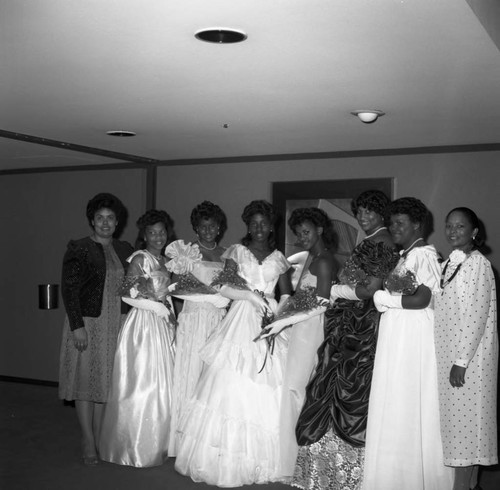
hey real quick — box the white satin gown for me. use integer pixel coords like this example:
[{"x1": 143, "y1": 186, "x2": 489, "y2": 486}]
[
  {"x1": 99, "y1": 250, "x2": 176, "y2": 467},
  {"x1": 174, "y1": 244, "x2": 290, "y2": 487}
]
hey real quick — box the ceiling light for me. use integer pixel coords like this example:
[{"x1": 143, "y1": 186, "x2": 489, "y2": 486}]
[
  {"x1": 195, "y1": 28, "x2": 247, "y2": 44},
  {"x1": 351, "y1": 110, "x2": 385, "y2": 124},
  {"x1": 106, "y1": 130, "x2": 136, "y2": 137}
]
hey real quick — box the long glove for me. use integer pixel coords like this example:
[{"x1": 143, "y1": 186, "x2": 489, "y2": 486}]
[
  {"x1": 373, "y1": 290, "x2": 403, "y2": 312},
  {"x1": 258, "y1": 297, "x2": 329, "y2": 339},
  {"x1": 220, "y1": 285, "x2": 271, "y2": 315},
  {"x1": 122, "y1": 297, "x2": 174, "y2": 320},
  {"x1": 168, "y1": 292, "x2": 230, "y2": 308},
  {"x1": 330, "y1": 284, "x2": 359, "y2": 303}
]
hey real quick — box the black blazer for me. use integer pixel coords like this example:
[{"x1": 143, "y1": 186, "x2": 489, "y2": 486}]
[{"x1": 61, "y1": 236, "x2": 134, "y2": 331}]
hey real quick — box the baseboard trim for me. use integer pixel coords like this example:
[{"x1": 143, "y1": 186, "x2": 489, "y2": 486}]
[{"x1": 0, "y1": 375, "x2": 58, "y2": 387}]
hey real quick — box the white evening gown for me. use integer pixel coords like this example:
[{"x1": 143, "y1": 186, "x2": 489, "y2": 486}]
[
  {"x1": 279, "y1": 258, "x2": 325, "y2": 479},
  {"x1": 174, "y1": 244, "x2": 290, "y2": 487},
  {"x1": 168, "y1": 260, "x2": 226, "y2": 456},
  {"x1": 363, "y1": 246, "x2": 453, "y2": 490},
  {"x1": 99, "y1": 250, "x2": 176, "y2": 467}
]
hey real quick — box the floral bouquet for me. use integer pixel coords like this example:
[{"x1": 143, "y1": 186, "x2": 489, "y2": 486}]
[
  {"x1": 165, "y1": 240, "x2": 229, "y2": 307},
  {"x1": 253, "y1": 286, "x2": 329, "y2": 342},
  {"x1": 384, "y1": 268, "x2": 419, "y2": 295},
  {"x1": 211, "y1": 263, "x2": 274, "y2": 330},
  {"x1": 118, "y1": 274, "x2": 159, "y2": 301},
  {"x1": 118, "y1": 273, "x2": 176, "y2": 323}
]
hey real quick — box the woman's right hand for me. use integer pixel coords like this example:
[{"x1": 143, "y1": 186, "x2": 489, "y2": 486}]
[
  {"x1": 249, "y1": 291, "x2": 272, "y2": 316},
  {"x1": 72, "y1": 327, "x2": 88, "y2": 352}
]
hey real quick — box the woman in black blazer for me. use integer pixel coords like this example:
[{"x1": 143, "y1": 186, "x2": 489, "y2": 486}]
[{"x1": 58, "y1": 192, "x2": 133, "y2": 465}]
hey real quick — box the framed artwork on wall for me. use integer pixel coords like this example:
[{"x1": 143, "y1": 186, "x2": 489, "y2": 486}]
[{"x1": 272, "y1": 178, "x2": 394, "y2": 268}]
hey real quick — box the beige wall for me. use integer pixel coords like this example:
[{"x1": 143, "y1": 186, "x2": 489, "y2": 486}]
[
  {"x1": 157, "y1": 152, "x2": 500, "y2": 272},
  {"x1": 0, "y1": 168, "x2": 147, "y2": 382},
  {"x1": 1, "y1": 152, "x2": 498, "y2": 382}
]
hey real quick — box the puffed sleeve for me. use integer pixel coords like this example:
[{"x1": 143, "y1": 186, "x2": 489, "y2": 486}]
[
  {"x1": 274, "y1": 250, "x2": 291, "y2": 276},
  {"x1": 454, "y1": 253, "x2": 495, "y2": 368},
  {"x1": 405, "y1": 246, "x2": 441, "y2": 294},
  {"x1": 61, "y1": 240, "x2": 85, "y2": 331},
  {"x1": 221, "y1": 244, "x2": 241, "y2": 264}
]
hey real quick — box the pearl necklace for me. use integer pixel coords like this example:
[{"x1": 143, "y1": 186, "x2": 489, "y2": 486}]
[
  {"x1": 400, "y1": 238, "x2": 424, "y2": 256},
  {"x1": 197, "y1": 239, "x2": 217, "y2": 251},
  {"x1": 364, "y1": 226, "x2": 387, "y2": 240}
]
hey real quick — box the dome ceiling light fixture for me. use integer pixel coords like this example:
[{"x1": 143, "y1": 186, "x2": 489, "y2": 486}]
[
  {"x1": 195, "y1": 28, "x2": 247, "y2": 44},
  {"x1": 106, "y1": 130, "x2": 136, "y2": 137},
  {"x1": 351, "y1": 110, "x2": 386, "y2": 124}
]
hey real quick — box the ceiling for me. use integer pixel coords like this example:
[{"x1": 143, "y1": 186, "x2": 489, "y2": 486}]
[{"x1": 1, "y1": 0, "x2": 500, "y2": 172}]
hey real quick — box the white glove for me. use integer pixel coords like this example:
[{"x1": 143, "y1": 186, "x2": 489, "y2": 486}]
[
  {"x1": 330, "y1": 284, "x2": 359, "y2": 303},
  {"x1": 373, "y1": 290, "x2": 403, "y2": 312},
  {"x1": 203, "y1": 294, "x2": 231, "y2": 308},
  {"x1": 122, "y1": 297, "x2": 174, "y2": 319},
  {"x1": 220, "y1": 286, "x2": 271, "y2": 316}
]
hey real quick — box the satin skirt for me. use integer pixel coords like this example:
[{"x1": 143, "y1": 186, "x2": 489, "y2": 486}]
[
  {"x1": 279, "y1": 313, "x2": 324, "y2": 479},
  {"x1": 99, "y1": 307, "x2": 176, "y2": 467}
]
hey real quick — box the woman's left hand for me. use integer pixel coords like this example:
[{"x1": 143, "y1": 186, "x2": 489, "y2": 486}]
[
  {"x1": 449, "y1": 364, "x2": 466, "y2": 388},
  {"x1": 72, "y1": 327, "x2": 88, "y2": 352}
]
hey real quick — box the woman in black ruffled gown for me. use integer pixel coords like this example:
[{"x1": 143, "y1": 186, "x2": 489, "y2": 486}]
[{"x1": 292, "y1": 190, "x2": 399, "y2": 490}]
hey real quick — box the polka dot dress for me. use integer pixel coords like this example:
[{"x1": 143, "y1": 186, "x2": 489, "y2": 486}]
[{"x1": 435, "y1": 250, "x2": 498, "y2": 466}]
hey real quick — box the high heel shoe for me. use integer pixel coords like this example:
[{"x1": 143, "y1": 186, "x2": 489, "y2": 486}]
[{"x1": 81, "y1": 439, "x2": 98, "y2": 466}]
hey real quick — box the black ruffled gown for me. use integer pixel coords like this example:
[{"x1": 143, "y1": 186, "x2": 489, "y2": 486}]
[{"x1": 292, "y1": 239, "x2": 398, "y2": 490}]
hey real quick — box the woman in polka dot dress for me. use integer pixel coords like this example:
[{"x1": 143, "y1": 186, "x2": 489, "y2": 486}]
[{"x1": 435, "y1": 207, "x2": 498, "y2": 490}]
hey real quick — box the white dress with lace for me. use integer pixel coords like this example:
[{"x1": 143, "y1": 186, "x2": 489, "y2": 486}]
[{"x1": 174, "y1": 244, "x2": 290, "y2": 487}]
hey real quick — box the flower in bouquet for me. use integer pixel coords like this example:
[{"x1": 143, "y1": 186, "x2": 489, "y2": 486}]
[
  {"x1": 118, "y1": 274, "x2": 158, "y2": 300},
  {"x1": 254, "y1": 286, "x2": 329, "y2": 342},
  {"x1": 383, "y1": 268, "x2": 419, "y2": 295},
  {"x1": 165, "y1": 240, "x2": 202, "y2": 275}
]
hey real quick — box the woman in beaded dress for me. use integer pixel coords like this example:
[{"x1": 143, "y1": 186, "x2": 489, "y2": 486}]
[
  {"x1": 59, "y1": 193, "x2": 133, "y2": 465},
  {"x1": 292, "y1": 190, "x2": 398, "y2": 490},
  {"x1": 277, "y1": 207, "x2": 338, "y2": 480},
  {"x1": 174, "y1": 200, "x2": 292, "y2": 487},
  {"x1": 167, "y1": 201, "x2": 229, "y2": 456},
  {"x1": 99, "y1": 209, "x2": 176, "y2": 467},
  {"x1": 363, "y1": 197, "x2": 454, "y2": 490},
  {"x1": 435, "y1": 207, "x2": 498, "y2": 490}
]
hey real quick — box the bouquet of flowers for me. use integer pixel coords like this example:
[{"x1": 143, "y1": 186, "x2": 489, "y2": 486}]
[
  {"x1": 211, "y1": 263, "x2": 274, "y2": 329},
  {"x1": 254, "y1": 286, "x2": 329, "y2": 342},
  {"x1": 165, "y1": 240, "x2": 229, "y2": 307},
  {"x1": 118, "y1": 273, "x2": 176, "y2": 323},
  {"x1": 118, "y1": 274, "x2": 160, "y2": 301},
  {"x1": 384, "y1": 267, "x2": 419, "y2": 295}
]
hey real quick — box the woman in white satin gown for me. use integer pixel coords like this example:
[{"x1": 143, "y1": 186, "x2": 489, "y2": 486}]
[
  {"x1": 174, "y1": 200, "x2": 292, "y2": 487},
  {"x1": 99, "y1": 210, "x2": 176, "y2": 467},
  {"x1": 278, "y1": 207, "x2": 338, "y2": 480},
  {"x1": 168, "y1": 201, "x2": 228, "y2": 456}
]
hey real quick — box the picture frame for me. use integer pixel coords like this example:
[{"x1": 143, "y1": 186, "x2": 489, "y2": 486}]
[{"x1": 272, "y1": 178, "x2": 394, "y2": 268}]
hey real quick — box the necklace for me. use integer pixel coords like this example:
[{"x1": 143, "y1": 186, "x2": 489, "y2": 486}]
[
  {"x1": 147, "y1": 250, "x2": 163, "y2": 261},
  {"x1": 197, "y1": 239, "x2": 217, "y2": 251},
  {"x1": 364, "y1": 226, "x2": 387, "y2": 240},
  {"x1": 440, "y1": 260, "x2": 462, "y2": 290},
  {"x1": 400, "y1": 238, "x2": 424, "y2": 256}
]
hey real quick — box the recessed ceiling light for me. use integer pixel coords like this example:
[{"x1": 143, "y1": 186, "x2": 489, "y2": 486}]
[
  {"x1": 106, "y1": 130, "x2": 136, "y2": 137},
  {"x1": 350, "y1": 110, "x2": 385, "y2": 124},
  {"x1": 195, "y1": 28, "x2": 247, "y2": 44}
]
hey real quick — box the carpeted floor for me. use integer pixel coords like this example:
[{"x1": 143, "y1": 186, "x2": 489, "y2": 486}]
[{"x1": 1, "y1": 380, "x2": 499, "y2": 490}]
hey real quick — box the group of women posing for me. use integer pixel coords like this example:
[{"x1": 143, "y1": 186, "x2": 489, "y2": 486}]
[{"x1": 59, "y1": 190, "x2": 497, "y2": 490}]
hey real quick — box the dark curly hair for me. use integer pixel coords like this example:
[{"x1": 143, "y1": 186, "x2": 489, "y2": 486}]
[
  {"x1": 446, "y1": 207, "x2": 485, "y2": 249},
  {"x1": 288, "y1": 207, "x2": 337, "y2": 249},
  {"x1": 241, "y1": 200, "x2": 277, "y2": 248},
  {"x1": 135, "y1": 209, "x2": 175, "y2": 250},
  {"x1": 190, "y1": 201, "x2": 227, "y2": 238},
  {"x1": 86, "y1": 192, "x2": 127, "y2": 231},
  {"x1": 351, "y1": 190, "x2": 391, "y2": 223},
  {"x1": 389, "y1": 197, "x2": 430, "y2": 228}
]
